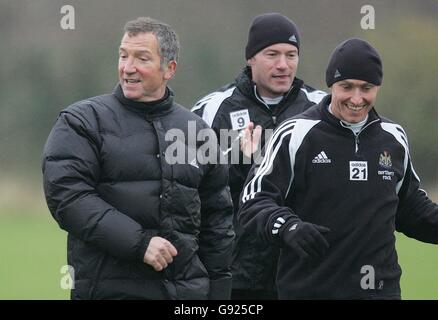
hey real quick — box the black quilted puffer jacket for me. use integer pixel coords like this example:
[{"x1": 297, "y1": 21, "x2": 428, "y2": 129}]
[{"x1": 42, "y1": 85, "x2": 234, "y2": 300}]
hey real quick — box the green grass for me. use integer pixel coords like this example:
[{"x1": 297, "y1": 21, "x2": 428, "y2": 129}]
[
  {"x1": 397, "y1": 233, "x2": 438, "y2": 299},
  {"x1": 0, "y1": 213, "x2": 437, "y2": 299},
  {"x1": 0, "y1": 179, "x2": 437, "y2": 300},
  {"x1": 0, "y1": 213, "x2": 69, "y2": 299}
]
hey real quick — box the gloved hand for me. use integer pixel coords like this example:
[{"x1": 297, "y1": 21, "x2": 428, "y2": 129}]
[{"x1": 281, "y1": 219, "x2": 330, "y2": 259}]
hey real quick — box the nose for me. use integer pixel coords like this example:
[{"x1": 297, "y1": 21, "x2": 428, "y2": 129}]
[
  {"x1": 276, "y1": 55, "x2": 288, "y2": 69},
  {"x1": 350, "y1": 88, "x2": 363, "y2": 105},
  {"x1": 123, "y1": 57, "x2": 136, "y2": 74}
]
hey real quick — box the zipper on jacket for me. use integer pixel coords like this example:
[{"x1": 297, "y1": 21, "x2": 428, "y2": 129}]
[
  {"x1": 253, "y1": 86, "x2": 278, "y2": 128},
  {"x1": 253, "y1": 86, "x2": 271, "y2": 111},
  {"x1": 341, "y1": 118, "x2": 380, "y2": 154},
  {"x1": 354, "y1": 134, "x2": 360, "y2": 153},
  {"x1": 253, "y1": 85, "x2": 281, "y2": 127}
]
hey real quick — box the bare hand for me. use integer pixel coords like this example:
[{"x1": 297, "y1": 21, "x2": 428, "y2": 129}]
[
  {"x1": 143, "y1": 236, "x2": 178, "y2": 271},
  {"x1": 240, "y1": 122, "x2": 262, "y2": 158}
]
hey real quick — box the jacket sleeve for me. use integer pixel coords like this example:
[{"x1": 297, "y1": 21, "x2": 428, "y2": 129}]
[
  {"x1": 197, "y1": 155, "x2": 234, "y2": 300},
  {"x1": 395, "y1": 157, "x2": 438, "y2": 243},
  {"x1": 42, "y1": 108, "x2": 154, "y2": 262},
  {"x1": 238, "y1": 120, "x2": 300, "y2": 246}
]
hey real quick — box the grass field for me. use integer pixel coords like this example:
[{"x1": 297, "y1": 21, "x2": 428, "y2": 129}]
[
  {"x1": 0, "y1": 213, "x2": 69, "y2": 299},
  {"x1": 0, "y1": 182, "x2": 437, "y2": 299}
]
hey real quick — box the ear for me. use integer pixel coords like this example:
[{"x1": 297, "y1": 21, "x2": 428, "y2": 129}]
[
  {"x1": 163, "y1": 60, "x2": 177, "y2": 81},
  {"x1": 246, "y1": 57, "x2": 254, "y2": 67}
]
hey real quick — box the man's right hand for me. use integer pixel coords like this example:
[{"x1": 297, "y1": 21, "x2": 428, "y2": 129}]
[
  {"x1": 143, "y1": 236, "x2": 178, "y2": 271},
  {"x1": 281, "y1": 219, "x2": 330, "y2": 260}
]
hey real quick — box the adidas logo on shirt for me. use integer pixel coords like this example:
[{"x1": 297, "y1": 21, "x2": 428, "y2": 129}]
[{"x1": 312, "y1": 151, "x2": 332, "y2": 164}]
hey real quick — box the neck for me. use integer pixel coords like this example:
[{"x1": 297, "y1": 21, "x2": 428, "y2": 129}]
[
  {"x1": 328, "y1": 104, "x2": 368, "y2": 134},
  {"x1": 261, "y1": 95, "x2": 283, "y2": 105}
]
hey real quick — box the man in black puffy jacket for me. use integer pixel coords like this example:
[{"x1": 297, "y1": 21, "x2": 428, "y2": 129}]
[
  {"x1": 192, "y1": 13, "x2": 325, "y2": 299},
  {"x1": 42, "y1": 17, "x2": 234, "y2": 300}
]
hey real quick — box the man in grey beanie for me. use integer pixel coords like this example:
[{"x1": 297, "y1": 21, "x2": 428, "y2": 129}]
[
  {"x1": 192, "y1": 12, "x2": 325, "y2": 299},
  {"x1": 238, "y1": 38, "x2": 438, "y2": 299}
]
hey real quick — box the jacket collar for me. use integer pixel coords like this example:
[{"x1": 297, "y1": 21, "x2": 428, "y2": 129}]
[
  {"x1": 319, "y1": 94, "x2": 382, "y2": 128},
  {"x1": 235, "y1": 66, "x2": 304, "y2": 107},
  {"x1": 113, "y1": 84, "x2": 174, "y2": 116}
]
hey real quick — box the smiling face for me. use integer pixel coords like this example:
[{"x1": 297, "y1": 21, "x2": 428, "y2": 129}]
[
  {"x1": 247, "y1": 43, "x2": 299, "y2": 98},
  {"x1": 330, "y1": 79, "x2": 380, "y2": 123},
  {"x1": 118, "y1": 32, "x2": 176, "y2": 102}
]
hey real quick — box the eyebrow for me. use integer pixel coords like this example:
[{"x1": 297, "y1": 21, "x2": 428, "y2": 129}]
[{"x1": 118, "y1": 47, "x2": 151, "y2": 55}]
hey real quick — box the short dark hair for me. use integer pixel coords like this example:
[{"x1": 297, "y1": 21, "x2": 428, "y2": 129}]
[{"x1": 123, "y1": 17, "x2": 180, "y2": 65}]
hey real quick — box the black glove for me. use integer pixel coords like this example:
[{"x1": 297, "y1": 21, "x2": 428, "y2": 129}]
[{"x1": 280, "y1": 219, "x2": 330, "y2": 259}]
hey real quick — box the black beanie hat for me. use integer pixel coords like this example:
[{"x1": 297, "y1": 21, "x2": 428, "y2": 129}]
[
  {"x1": 245, "y1": 13, "x2": 300, "y2": 60},
  {"x1": 326, "y1": 38, "x2": 383, "y2": 87}
]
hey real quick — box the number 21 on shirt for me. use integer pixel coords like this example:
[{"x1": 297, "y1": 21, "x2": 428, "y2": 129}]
[{"x1": 349, "y1": 161, "x2": 368, "y2": 181}]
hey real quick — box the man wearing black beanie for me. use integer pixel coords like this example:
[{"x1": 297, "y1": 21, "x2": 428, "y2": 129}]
[
  {"x1": 239, "y1": 38, "x2": 438, "y2": 299},
  {"x1": 192, "y1": 13, "x2": 326, "y2": 300}
]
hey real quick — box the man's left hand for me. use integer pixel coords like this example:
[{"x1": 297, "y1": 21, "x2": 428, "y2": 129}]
[{"x1": 240, "y1": 122, "x2": 262, "y2": 158}]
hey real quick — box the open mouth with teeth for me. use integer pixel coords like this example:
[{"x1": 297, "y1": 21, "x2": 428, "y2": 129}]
[
  {"x1": 346, "y1": 104, "x2": 367, "y2": 111},
  {"x1": 125, "y1": 79, "x2": 141, "y2": 84}
]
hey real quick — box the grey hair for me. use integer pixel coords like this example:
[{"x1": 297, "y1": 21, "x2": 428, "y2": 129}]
[{"x1": 123, "y1": 17, "x2": 180, "y2": 66}]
